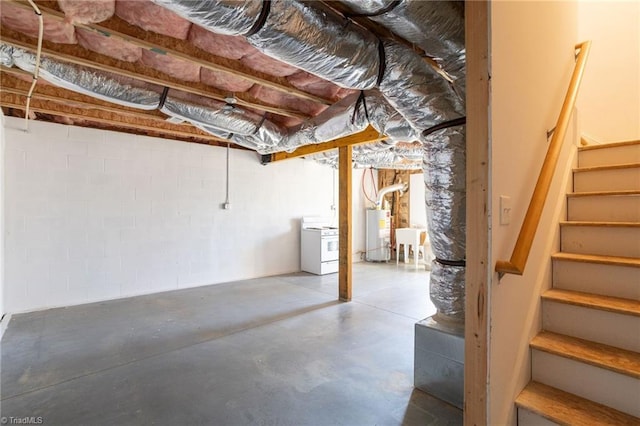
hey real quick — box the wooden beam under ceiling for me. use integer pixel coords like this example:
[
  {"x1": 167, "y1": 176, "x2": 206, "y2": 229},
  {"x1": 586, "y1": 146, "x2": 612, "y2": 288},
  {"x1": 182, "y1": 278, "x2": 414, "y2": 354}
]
[
  {"x1": 9, "y1": 0, "x2": 331, "y2": 106},
  {"x1": 0, "y1": 28, "x2": 308, "y2": 120},
  {"x1": 263, "y1": 125, "x2": 386, "y2": 163}
]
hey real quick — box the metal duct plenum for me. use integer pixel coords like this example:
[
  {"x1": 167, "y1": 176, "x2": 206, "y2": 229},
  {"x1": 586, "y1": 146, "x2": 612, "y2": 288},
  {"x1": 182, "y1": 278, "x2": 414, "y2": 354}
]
[
  {"x1": 151, "y1": 0, "x2": 380, "y2": 89},
  {"x1": 5, "y1": 43, "x2": 161, "y2": 110}
]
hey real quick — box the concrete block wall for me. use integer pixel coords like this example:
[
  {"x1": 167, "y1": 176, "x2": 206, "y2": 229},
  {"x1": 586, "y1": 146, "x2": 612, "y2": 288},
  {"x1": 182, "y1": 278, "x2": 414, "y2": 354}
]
[{"x1": 3, "y1": 118, "x2": 359, "y2": 313}]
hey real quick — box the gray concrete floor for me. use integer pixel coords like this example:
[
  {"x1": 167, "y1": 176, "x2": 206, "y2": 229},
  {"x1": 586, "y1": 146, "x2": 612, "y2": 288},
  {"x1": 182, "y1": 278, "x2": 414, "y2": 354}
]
[{"x1": 1, "y1": 262, "x2": 462, "y2": 425}]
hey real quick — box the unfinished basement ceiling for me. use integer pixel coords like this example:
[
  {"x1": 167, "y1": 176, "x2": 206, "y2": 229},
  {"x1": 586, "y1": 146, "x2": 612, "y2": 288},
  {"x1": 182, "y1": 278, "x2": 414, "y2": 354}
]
[{"x1": 0, "y1": 0, "x2": 464, "y2": 169}]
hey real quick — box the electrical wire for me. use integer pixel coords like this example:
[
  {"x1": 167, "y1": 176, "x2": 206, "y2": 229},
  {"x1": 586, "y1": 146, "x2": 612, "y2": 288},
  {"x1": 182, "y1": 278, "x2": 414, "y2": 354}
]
[
  {"x1": 24, "y1": 0, "x2": 44, "y2": 131},
  {"x1": 362, "y1": 170, "x2": 376, "y2": 204},
  {"x1": 224, "y1": 142, "x2": 230, "y2": 205},
  {"x1": 369, "y1": 168, "x2": 378, "y2": 198}
]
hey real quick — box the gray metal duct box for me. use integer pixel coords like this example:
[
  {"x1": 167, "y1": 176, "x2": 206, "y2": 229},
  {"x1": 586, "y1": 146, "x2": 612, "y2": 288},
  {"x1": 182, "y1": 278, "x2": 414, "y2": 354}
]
[{"x1": 414, "y1": 317, "x2": 464, "y2": 408}]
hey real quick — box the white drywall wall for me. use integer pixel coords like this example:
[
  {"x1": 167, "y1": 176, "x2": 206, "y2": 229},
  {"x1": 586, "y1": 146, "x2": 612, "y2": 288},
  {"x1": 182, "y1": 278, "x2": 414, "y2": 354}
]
[
  {"x1": 3, "y1": 118, "x2": 368, "y2": 313},
  {"x1": 489, "y1": 2, "x2": 579, "y2": 424},
  {"x1": 577, "y1": 1, "x2": 640, "y2": 142}
]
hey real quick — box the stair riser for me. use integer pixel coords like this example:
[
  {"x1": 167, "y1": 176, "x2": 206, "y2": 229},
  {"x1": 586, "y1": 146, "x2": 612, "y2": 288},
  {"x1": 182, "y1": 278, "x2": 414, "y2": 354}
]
[
  {"x1": 579, "y1": 144, "x2": 640, "y2": 167},
  {"x1": 560, "y1": 225, "x2": 640, "y2": 258},
  {"x1": 518, "y1": 408, "x2": 559, "y2": 426},
  {"x1": 542, "y1": 301, "x2": 640, "y2": 352},
  {"x1": 553, "y1": 259, "x2": 640, "y2": 300},
  {"x1": 567, "y1": 195, "x2": 640, "y2": 222},
  {"x1": 574, "y1": 167, "x2": 640, "y2": 192},
  {"x1": 532, "y1": 350, "x2": 640, "y2": 417}
]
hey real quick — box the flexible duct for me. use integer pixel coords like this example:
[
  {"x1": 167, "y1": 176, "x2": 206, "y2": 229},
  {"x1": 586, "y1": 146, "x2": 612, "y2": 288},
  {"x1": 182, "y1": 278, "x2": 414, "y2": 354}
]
[
  {"x1": 0, "y1": 44, "x2": 15, "y2": 67},
  {"x1": 3, "y1": 42, "x2": 417, "y2": 163},
  {"x1": 6, "y1": 43, "x2": 161, "y2": 110},
  {"x1": 339, "y1": 0, "x2": 466, "y2": 99},
  {"x1": 286, "y1": 90, "x2": 417, "y2": 151},
  {"x1": 161, "y1": 92, "x2": 287, "y2": 151}
]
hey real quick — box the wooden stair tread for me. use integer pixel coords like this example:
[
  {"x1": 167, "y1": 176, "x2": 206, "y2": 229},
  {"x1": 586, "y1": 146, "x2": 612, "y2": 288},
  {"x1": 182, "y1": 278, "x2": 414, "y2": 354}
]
[
  {"x1": 516, "y1": 381, "x2": 640, "y2": 425},
  {"x1": 552, "y1": 252, "x2": 640, "y2": 267},
  {"x1": 543, "y1": 289, "x2": 640, "y2": 316},
  {"x1": 531, "y1": 331, "x2": 640, "y2": 378},
  {"x1": 579, "y1": 140, "x2": 640, "y2": 151},
  {"x1": 567, "y1": 189, "x2": 640, "y2": 197},
  {"x1": 574, "y1": 162, "x2": 640, "y2": 172},
  {"x1": 559, "y1": 221, "x2": 640, "y2": 227}
]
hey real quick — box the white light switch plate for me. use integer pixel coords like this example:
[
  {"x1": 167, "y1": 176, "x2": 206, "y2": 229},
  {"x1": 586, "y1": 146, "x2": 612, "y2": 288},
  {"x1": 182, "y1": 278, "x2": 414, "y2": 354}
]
[{"x1": 500, "y1": 195, "x2": 511, "y2": 225}]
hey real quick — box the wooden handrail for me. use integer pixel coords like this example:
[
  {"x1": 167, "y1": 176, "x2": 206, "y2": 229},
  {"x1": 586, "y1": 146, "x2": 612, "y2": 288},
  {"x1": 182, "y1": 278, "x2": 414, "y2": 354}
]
[{"x1": 496, "y1": 41, "x2": 591, "y2": 277}]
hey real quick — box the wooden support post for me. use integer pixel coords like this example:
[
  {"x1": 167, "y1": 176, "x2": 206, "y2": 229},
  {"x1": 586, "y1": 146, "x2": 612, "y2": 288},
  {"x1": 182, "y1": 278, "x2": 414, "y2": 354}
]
[
  {"x1": 464, "y1": 0, "x2": 490, "y2": 424},
  {"x1": 338, "y1": 145, "x2": 352, "y2": 302}
]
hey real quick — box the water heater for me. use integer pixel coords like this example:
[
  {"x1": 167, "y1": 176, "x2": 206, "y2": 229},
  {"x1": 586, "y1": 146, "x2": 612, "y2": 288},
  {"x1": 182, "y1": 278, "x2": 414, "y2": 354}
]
[{"x1": 366, "y1": 209, "x2": 391, "y2": 262}]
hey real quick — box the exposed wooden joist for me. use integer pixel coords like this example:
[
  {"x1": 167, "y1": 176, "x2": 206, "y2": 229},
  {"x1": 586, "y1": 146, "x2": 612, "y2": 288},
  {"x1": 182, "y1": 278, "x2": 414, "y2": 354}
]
[
  {"x1": 464, "y1": 1, "x2": 490, "y2": 425},
  {"x1": 267, "y1": 125, "x2": 386, "y2": 162},
  {"x1": 9, "y1": 0, "x2": 331, "y2": 106},
  {"x1": 0, "y1": 91, "x2": 229, "y2": 144},
  {"x1": 0, "y1": 28, "x2": 308, "y2": 120},
  {"x1": 338, "y1": 145, "x2": 353, "y2": 302}
]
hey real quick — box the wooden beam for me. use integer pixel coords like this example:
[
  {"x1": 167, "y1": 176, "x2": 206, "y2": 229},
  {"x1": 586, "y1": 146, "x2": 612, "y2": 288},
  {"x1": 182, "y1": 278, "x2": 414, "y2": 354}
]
[
  {"x1": 464, "y1": 1, "x2": 490, "y2": 425},
  {"x1": 268, "y1": 125, "x2": 386, "y2": 162},
  {"x1": 9, "y1": 0, "x2": 331, "y2": 106},
  {"x1": 338, "y1": 145, "x2": 353, "y2": 302},
  {"x1": 0, "y1": 28, "x2": 308, "y2": 120},
  {"x1": 0, "y1": 92, "x2": 229, "y2": 143}
]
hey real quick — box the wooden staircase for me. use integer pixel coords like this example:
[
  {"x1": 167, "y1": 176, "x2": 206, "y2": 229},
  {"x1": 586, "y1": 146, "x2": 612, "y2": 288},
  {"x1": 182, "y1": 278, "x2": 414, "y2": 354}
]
[{"x1": 515, "y1": 140, "x2": 640, "y2": 425}]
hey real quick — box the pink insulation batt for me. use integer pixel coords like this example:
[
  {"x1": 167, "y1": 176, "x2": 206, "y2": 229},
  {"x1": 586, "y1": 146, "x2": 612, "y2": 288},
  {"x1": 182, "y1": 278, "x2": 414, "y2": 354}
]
[
  {"x1": 140, "y1": 50, "x2": 201, "y2": 82},
  {"x1": 287, "y1": 71, "x2": 343, "y2": 100},
  {"x1": 115, "y1": 0, "x2": 191, "y2": 40},
  {"x1": 249, "y1": 86, "x2": 328, "y2": 117},
  {"x1": 200, "y1": 69, "x2": 254, "y2": 93},
  {"x1": 76, "y1": 29, "x2": 142, "y2": 62},
  {"x1": 1, "y1": 2, "x2": 76, "y2": 44},
  {"x1": 241, "y1": 50, "x2": 299, "y2": 77},
  {"x1": 58, "y1": 0, "x2": 115, "y2": 24},
  {"x1": 188, "y1": 25, "x2": 254, "y2": 60}
]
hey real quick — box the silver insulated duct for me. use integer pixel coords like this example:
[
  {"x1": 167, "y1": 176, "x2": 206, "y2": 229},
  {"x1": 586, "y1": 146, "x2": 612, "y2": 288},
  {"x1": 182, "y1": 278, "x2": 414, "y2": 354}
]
[
  {"x1": 338, "y1": 0, "x2": 466, "y2": 98},
  {"x1": 5, "y1": 43, "x2": 161, "y2": 110},
  {"x1": 152, "y1": 0, "x2": 467, "y2": 323}
]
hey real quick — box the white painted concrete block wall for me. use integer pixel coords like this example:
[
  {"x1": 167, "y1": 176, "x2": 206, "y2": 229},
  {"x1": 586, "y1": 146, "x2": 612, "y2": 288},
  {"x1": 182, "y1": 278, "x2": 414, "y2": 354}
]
[{"x1": 3, "y1": 118, "x2": 363, "y2": 313}]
